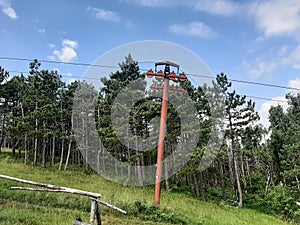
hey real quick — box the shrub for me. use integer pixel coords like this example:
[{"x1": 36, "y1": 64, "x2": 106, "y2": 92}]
[{"x1": 127, "y1": 200, "x2": 187, "y2": 224}]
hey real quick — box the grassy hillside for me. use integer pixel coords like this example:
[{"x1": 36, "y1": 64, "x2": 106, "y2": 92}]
[{"x1": 0, "y1": 154, "x2": 297, "y2": 225}]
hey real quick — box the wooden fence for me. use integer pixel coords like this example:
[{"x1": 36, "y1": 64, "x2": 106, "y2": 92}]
[{"x1": 0, "y1": 174, "x2": 127, "y2": 225}]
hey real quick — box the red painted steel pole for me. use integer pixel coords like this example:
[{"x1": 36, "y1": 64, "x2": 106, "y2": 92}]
[{"x1": 154, "y1": 78, "x2": 169, "y2": 206}]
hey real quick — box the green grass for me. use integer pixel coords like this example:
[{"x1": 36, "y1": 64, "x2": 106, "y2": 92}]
[{"x1": 0, "y1": 153, "x2": 297, "y2": 225}]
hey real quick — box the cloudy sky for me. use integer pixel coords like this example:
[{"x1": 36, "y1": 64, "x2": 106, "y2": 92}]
[{"x1": 1, "y1": 0, "x2": 300, "y2": 127}]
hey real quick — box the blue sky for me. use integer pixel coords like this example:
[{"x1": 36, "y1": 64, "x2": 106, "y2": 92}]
[{"x1": 1, "y1": 0, "x2": 300, "y2": 127}]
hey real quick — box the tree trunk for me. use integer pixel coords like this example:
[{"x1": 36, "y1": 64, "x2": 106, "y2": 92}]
[
  {"x1": 199, "y1": 172, "x2": 206, "y2": 201},
  {"x1": 84, "y1": 120, "x2": 89, "y2": 172},
  {"x1": 233, "y1": 151, "x2": 242, "y2": 207},
  {"x1": 164, "y1": 159, "x2": 170, "y2": 191},
  {"x1": 295, "y1": 175, "x2": 300, "y2": 191},
  {"x1": 241, "y1": 156, "x2": 246, "y2": 189},
  {"x1": 97, "y1": 145, "x2": 101, "y2": 173},
  {"x1": 127, "y1": 127, "x2": 131, "y2": 177},
  {"x1": 51, "y1": 136, "x2": 55, "y2": 166},
  {"x1": 24, "y1": 135, "x2": 28, "y2": 164},
  {"x1": 33, "y1": 118, "x2": 38, "y2": 166},
  {"x1": 265, "y1": 171, "x2": 271, "y2": 193},
  {"x1": 11, "y1": 138, "x2": 21, "y2": 157},
  {"x1": 220, "y1": 163, "x2": 226, "y2": 201},
  {"x1": 137, "y1": 159, "x2": 143, "y2": 186},
  {"x1": 42, "y1": 122, "x2": 46, "y2": 168},
  {"x1": 59, "y1": 138, "x2": 65, "y2": 170},
  {"x1": 245, "y1": 156, "x2": 251, "y2": 187},
  {"x1": 227, "y1": 146, "x2": 235, "y2": 186},
  {"x1": 193, "y1": 173, "x2": 200, "y2": 197},
  {"x1": 64, "y1": 138, "x2": 72, "y2": 171},
  {"x1": 33, "y1": 100, "x2": 38, "y2": 166},
  {"x1": 102, "y1": 143, "x2": 106, "y2": 173},
  {"x1": 0, "y1": 113, "x2": 5, "y2": 152}
]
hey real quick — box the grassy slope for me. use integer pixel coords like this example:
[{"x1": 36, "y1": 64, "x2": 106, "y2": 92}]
[{"x1": 0, "y1": 155, "x2": 297, "y2": 225}]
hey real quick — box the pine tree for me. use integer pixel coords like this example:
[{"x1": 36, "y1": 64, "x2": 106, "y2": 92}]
[{"x1": 215, "y1": 72, "x2": 259, "y2": 207}]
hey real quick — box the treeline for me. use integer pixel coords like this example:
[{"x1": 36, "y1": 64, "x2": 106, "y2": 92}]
[
  {"x1": 0, "y1": 55, "x2": 299, "y2": 221},
  {"x1": 0, "y1": 60, "x2": 80, "y2": 170}
]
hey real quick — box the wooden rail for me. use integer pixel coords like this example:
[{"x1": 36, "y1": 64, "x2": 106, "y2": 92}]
[{"x1": 0, "y1": 174, "x2": 127, "y2": 225}]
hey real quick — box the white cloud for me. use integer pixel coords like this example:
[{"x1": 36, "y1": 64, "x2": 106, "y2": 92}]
[
  {"x1": 243, "y1": 45, "x2": 296, "y2": 78},
  {"x1": 258, "y1": 78, "x2": 300, "y2": 128},
  {"x1": 47, "y1": 55, "x2": 56, "y2": 61},
  {"x1": 281, "y1": 45, "x2": 300, "y2": 68},
  {"x1": 247, "y1": 42, "x2": 300, "y2": 79},
  {"x1": 125, "y1": 21, "x2": 133, "y2": 28},
  {"x1": 288, "y1": 78, "x2": 300, "y2": 95},
  {"x1": 62, "y1": 72, "x2": 76, "y2": 84},
  {"x1": 122, "y1": 0, "x2": 171, "y2": 7},
  {"x1": 53, "y1": 48, "x2": 77, "y2": 63},
  {"x1": 123, "y1": 0, "x2": 240, "y2": 16},
  {"x1": 191, "y1": 0, "x2": 241, "y2": 17},
  {"x1": 243, "y1": 60, "x2": 277, "y2": 78},
  {"x1": 34, "y1": 27, "x2": 45, "y2": 34},
  {"x1": 289, "y1": 78, "x2": 300, "y2": 88},
  {"x1": 38, "y1": 28, "x2": 45, "y2": 33},
  {"x1": 277, "y1": 45, "x2": 288, "y2": 56},
  {"x1": 2, "y1": 6, "x2": 17, "y2": 19},
  {"x1": 258, "y1": 96, "x2": 288, "y2": 128},
  {"x1": 254, "y1": 36, "x2": 265, "y2": 43},
  {"x1": 48, "y1": 43, "x2": 56, "y2": 48},
  {"x1": 49, "y1": 39, "x2": 78, "y2": 63},
  {"x1": 63, "y1": 72, "x2": 73, "y2": 77},
  {"x1": 169, "y1": 21, "x2": 216, "y2": 38},
  {"x1": 87, "y1": 7, "x2": 120, "y2": 22},
  {"x1": 243, "y1": 44, "x2": 300, "y2": 81},
  {"x1": 62, "y1": 39, "x2": 78, "y2": 48},
  {"x1": 0, "y1": 0, "x2": 17, "y2": 19},
  {"x1": 250, "y1": 0, "x2": 300, "y2": 38}
]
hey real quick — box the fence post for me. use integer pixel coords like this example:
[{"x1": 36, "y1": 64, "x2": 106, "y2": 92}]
[
  {"x1": 90, "y1": 199, "x2": 96, "y2": 225},
  {"x1": 95, "y1": 201, "x2": 101, "y2": 225},
  {"x1": 89, "y1": 198, "x2": 101, "y2": 225}
]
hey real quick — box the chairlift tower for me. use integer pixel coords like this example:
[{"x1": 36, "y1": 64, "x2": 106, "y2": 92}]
[{"x1": 146, "y1": 61, "x2": 187, "y2": 206}]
